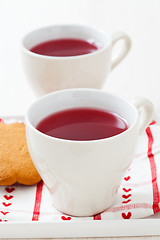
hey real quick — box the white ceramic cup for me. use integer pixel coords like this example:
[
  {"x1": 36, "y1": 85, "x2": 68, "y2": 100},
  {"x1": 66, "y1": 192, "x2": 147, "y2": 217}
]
[
  {"x1": 25, "y1": 89, "x2": 153, "y2": 217},
  {"x1": 21, "y1": 24, "x2": 131, "y2": 96}
]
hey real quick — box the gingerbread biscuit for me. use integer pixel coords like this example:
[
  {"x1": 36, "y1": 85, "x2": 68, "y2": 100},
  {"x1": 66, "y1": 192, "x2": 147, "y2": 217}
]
[{"x1": 0, "y1": 122, "x2": 41, "y2": 185}]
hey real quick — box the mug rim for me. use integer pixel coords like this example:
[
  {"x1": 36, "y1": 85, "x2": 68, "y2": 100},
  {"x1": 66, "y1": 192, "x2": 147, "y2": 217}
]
[
  {"x1": 25, "y1": 88, "x2": 139, "y2": 143},
  {"x1": 21, "y1": 24, "x2": 112, "y2": 60}
]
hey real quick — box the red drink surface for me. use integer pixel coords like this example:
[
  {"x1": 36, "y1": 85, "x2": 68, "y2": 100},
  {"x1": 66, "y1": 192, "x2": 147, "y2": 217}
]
[
  {"x1": 30, "y1": 38, "x2": 98, "y2": 57},
  {"x1": 36, "y1": 108, "x2": 128, "y2": 141}
]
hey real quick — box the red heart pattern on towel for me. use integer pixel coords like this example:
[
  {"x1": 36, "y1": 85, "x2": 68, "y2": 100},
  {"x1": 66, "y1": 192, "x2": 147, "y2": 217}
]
[
  {"x1": 122, "y1": 194, "x2": 132, "y2": 199},
  {"x1": 61, "y1": 216, "x2": 71, "y2": 220},
  {"x1": 0, "y1": 211, "x2": 9, "y2": 215},
  {"x1": 122, "y1": 199, "x2": 131, "y2": 204},
  {"x1": 5, "y1": 187, "x2": 15, "y2": 193},
  {"x1": 4, "y1": 195, "x2": 13, "y2": 200},
  {"x1": 123, "y1": 188, "x2": 131, "y2": 192},
  {"x1": 2, "y1": 202, "x2": 11, "y2": 207},
  {"x1": 122, "y1": 212, "x2": 132, "y2": 219},
  {"x1": 124, "y1": 176, "x2": 130, "y2": 181}
]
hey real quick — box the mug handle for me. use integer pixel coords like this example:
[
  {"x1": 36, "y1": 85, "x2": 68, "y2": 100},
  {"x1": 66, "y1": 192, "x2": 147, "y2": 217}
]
[
  {"x1": 111, "y1": 32, "x2": 132, "y2": 70},
  {"x1": 132, "y1": 97, "x2": 154, "y2": 134}
]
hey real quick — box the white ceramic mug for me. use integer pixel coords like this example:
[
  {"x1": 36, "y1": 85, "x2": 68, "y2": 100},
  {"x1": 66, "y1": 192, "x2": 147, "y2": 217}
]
[
  {"x1": 21, "y1": 24, "x2": 131, "y2": 96},
  {"x1": 25, "y1": 89, "x2": 153, "y2": 217}
]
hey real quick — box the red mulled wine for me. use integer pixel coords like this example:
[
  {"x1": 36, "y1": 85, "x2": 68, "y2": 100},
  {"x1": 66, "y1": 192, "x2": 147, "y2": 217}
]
[
  {"x1": 30, "y1": 38, "x2": 99, "y2": 57},
  {"x1": 36, "y1": 108, "x2": 128, "y2": 141}
]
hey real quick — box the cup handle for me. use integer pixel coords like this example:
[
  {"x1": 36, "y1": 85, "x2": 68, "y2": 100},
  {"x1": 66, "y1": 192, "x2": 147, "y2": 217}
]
[
  {"x1": 132, "y1": 97, "x2": 154, "y2": 134},
  {"x1": 111, "y1": 32, "x2": 132, "y2": 71}
]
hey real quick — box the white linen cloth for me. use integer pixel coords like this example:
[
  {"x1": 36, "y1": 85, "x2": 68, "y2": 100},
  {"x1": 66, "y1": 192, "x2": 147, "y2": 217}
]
[{"x1": 0, "y1": 118, "x2": 160, "y2": 221}]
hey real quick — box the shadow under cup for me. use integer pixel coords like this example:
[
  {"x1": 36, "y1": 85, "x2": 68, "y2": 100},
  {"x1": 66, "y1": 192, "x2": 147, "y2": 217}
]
[{"x1": 25, "y1": 89, "x2": 139, "y2": 217}]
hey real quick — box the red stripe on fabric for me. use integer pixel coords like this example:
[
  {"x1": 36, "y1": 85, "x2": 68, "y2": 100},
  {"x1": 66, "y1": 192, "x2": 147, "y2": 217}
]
[
  {"x1": 150, "y1": 120, "x2": 156, "y2": 125},
  {"x1": 104, "y1": 203, "x2": 152, "y2": 213},
  {"x1": 93, "y1": 213, "x2": 101, "y2": 220},
  {"x1": 135, "y1": 144, "x2": 160, "y2": 159},
  {"x1": 32, "y1": 181, "x2": 44, "y2": 221},
  {"x1": 146, "y1": 126, "x2": 160, "y2": 214}
]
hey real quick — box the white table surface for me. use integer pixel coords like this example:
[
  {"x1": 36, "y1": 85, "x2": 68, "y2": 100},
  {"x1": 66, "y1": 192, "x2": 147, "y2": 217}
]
[{"x1": 1, "y1": 0, "x2": 160, "y2": 239}]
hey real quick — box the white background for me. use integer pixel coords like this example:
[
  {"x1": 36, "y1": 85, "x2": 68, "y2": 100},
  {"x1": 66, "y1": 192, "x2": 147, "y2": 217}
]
[{"x1": 0, "y1": 0, "x2": 160, "y2": 116}]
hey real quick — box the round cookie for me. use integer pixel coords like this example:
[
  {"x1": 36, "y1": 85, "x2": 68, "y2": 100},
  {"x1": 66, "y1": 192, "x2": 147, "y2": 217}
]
[{"x1": 0, "y1": 122, "x2": 41, "y2": 185}]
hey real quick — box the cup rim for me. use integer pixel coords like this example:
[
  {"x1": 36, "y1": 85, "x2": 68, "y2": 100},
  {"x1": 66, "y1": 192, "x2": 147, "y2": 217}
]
[
  {"x1": 21, "y1": 24, "x2": 112, "y2": 60},
  {"x1": 25, "y1": 88, "x2": 139, "y2": 143}
]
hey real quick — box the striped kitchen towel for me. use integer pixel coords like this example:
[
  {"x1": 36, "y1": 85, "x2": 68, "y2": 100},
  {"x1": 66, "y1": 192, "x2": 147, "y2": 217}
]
[{"x1": 0, "y1": 118, "x2": 160, "y2": 221}]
